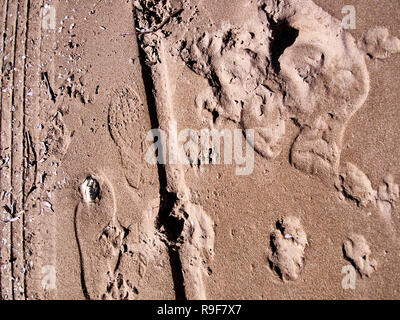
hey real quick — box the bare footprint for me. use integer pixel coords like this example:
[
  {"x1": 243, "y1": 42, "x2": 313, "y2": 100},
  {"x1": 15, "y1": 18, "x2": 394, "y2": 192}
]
[
  {"x1": 75, "y1": 175, "x2": 123, "y2": 299},
  {"x1": 267, "y1": 216, "x2": 308, "y2": 281},
  {"x1": 264, "y1": 0, "x2": 370, "y2": 183},
  {"x1": 376, "y1": 175, "x2": 399, "y2": 221},
  {"x1": 343, "y1": 234, "x2": 377, "y2": 278},
  {"x1": 338, "y1": 163, "x2": 376, "y2": 207},
  {"x1": 338, "y1": 163, "x2": 399, "y2": 233},
  {"x1": 359, "y1": 26, "x2": 400, "y2": 59}
]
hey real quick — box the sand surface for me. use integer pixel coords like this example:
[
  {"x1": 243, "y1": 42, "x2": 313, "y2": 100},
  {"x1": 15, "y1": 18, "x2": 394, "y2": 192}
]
[{"x1": 0, "y1": 0, "x2": 400, "y2": 300}]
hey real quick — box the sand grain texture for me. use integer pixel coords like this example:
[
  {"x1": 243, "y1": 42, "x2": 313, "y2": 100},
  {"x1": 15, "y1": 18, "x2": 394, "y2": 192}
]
[{"x1": 0, "y1": 0, "x2": 400, "y2": 300}]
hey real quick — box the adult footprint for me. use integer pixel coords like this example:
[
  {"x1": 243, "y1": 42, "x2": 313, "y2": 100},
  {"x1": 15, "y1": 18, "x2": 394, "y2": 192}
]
[
  {"x1": 264, "y1": 0, "x2": 370, "y2": 183},
  {"x1": 108, "y1": 87, "x2": 147, "y2": 189},
  {"x1": 75, "y1": 175, "x2": 123, "y2": 299}
]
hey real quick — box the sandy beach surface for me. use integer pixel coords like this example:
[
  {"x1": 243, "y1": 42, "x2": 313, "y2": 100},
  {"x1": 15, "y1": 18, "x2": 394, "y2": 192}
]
[{"x1": 0, "y1": 0, "x2": 399, "y2": 300}]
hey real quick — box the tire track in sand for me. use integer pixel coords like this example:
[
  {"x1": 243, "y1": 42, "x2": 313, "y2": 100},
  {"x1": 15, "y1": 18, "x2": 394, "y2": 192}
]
[
  {"x1": 0, "y1": 0, "x2": 18, "y2": 300},
  {"x1": 1, "y1": 0, "x2": 40, "y2": 300},
  {"x1": 0, "y1": 0, "x2": 11, "y2": 300},
  {"x1": 0, "y1": 0, "x2": 29, "y2": 300},
  {"x1": 10, "y1": 0, "x2": 32, "y2": 300},
  {"x1": 22, "y1": 0, "x2": 45, "y2": 300}
]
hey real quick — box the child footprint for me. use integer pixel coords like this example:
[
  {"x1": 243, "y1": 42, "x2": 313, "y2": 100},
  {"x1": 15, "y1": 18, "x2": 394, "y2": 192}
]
[{"x1": 74, "y1": 174, "x2": 123, "y2": 299}]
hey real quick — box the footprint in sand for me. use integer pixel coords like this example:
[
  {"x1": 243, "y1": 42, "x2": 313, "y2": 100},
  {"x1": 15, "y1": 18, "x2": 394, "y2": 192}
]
[
  {"x1": 343, "y1": 234, "x2": 377, "y2": 278},
  {"x1": 338, "y1": 162, "x2": 400, "y2": 232},
  {"x1": 267, "y1": 216, "x2": 308, "y2": 281},
  {"x1": 75, "y1": 175, "x2": 173, "y2": 299},
  {"x1": 264, "y1": 0, "x2": 370, "y2": 183},
  {"x1": 180, "y1": 19, "x2": 288, "y2": 159},
  {"x1": 108, "y1": 87, "x2": 148, "y2": 189},
  {"x1": 42, "y1": 111, "x2": 72, "y2": 159},
  {"x1": 180, "y1": 0, "x2": 370, "y2": 186},
  {"x1": 338, "y1": 163, "x2": 376, "y2": 207},
  {"x1": 359, "y1": 26, "x2": 400, "y2": 60},
  {"x1": 75, "y1": 174, "x2": 135, "y2": 300}
]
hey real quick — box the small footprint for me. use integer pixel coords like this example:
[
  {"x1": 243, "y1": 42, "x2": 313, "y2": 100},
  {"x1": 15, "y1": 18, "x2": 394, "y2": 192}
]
[
  {"x1": 338, "y1": 163, "x2": 400, "y2": 230},
  {"x1": 343, "y1": 234, "x2": 377, "y2": 278},
  {"x1": 267, "y1": 216, "x2": 308, "y2": 281},
  {"x1": 376, "y1": 175, "x2": 399, "y2": 220},
  {"x1": 338, "y1": 163, "x2": 376, "y2": 207},
  {"x1": 102, "y1": 272, "x2": 139, "y2": 300},
  {"x1": 359, "y1": 26, "x2": 400, "y2": 59},
  {"x1": 42, "y1": 111, "x2": 72, "y2": 159}
]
